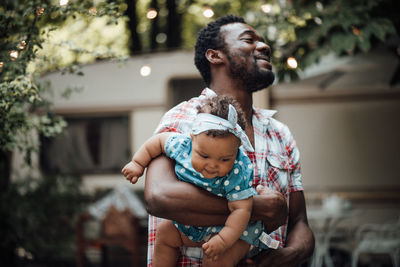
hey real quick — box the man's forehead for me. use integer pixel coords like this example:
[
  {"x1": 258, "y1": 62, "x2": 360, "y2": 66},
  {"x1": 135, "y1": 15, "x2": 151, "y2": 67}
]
[{"x1": 220, "y1": 22, "x2": 257, "y2": 37}]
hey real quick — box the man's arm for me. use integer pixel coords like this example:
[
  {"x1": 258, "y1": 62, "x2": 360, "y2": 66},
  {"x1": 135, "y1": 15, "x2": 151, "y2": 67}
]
[
  {"x1": 144, "y1": 156, "x2": 288, "y2": 229},
  {"x1": 250, "y1": 191, "x2": 315, "y2": 267}
]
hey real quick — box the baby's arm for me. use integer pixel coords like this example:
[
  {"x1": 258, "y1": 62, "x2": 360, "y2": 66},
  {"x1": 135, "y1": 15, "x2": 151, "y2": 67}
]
[
  {"x1": 121, "y1": 132, "x2": 172, "y2": 183},
  {"x1": 202, "y1": 196, "x2": 253, "y2": 260}
]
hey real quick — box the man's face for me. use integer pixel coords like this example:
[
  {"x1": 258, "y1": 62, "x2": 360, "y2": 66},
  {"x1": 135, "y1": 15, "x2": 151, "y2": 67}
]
[{"x1": 221, "y1": 23, "x2": 275, "y2": 92}]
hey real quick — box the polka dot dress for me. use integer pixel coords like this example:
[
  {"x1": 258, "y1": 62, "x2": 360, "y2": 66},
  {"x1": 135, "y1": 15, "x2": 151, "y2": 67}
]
[{"x1": 164, "y1": 134, "x2": 276, "y2": 249}]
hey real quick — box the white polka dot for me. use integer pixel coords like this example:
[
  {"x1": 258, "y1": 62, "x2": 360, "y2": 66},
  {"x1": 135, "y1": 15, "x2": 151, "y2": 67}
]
[
  {"x1": 179, "y1": 138, "x2": 184, "y2": 143},
  {"x1": 248, "y1": 164, "x2": 253, "y2": 169},
  {"x1": 224, "y1": 180, "x2": 230, "y2": 186},
  {"x1": 203, "y1": 182, "x2": 208, "y2": 186},
  {"x1": 212, "y1": 227, "x2": 217, "y2": 232},
  {"x1": 193, "y1": 173, "x2": 197, "y2": 176},
  {"x1": 174, "y1": 223, "x2": 178, "y2": 228},
  {"x1": 189, "y1": 236, "x2": 193, "y2": 240},
  {"x1": 234, "y1": 168, "x2": 239, "y2": 174},
  {"x1": 200, "y1": 173, "x2": 204, "y2": 178},
  {"x1": 185, "y1": 225, "x2": 190, "y2": 229},
  {"x1": 254, "y1": 229, "x2": 259, "y2": 234},
  {"x1": 249, "y1": 181, "x2": 253, "y2": 187},
  {"x1": 215, "y1": 180, "x2": 220, "y2": 184},
  {"x1": 235, "y1": 185, "x2": 240, "y2": 190},
  {"x1": 217, "y1": 194, "x2": 223, "y2": 197},
  {"x1": 207, "y1": 227, "x2": 212, "y2": 231},
  {"x1": 183, "y1": 153, "x2": 188, "y2": 158},
  {"x1": 183, "y1": 163, "x2": 189, "y2": 168},
  {"x1": 243, "y1": 231, "x2": 248, "y2": 236},
  {"x1": 171, "y1": 148, "x2": 175, "y2": 152},
  {"x1": 180, "y1": 168, "x2": 185, "y2": 173},
  {"x1": 238, "y1": 161, "x2": 243, "y2": 165},
  {"x1": 234, "y1": 160, "x2": 237, "y2": 164},
  {"x1": 207, "y1": 187, "x2": 212, "y2": 192},
  {"x1": 232, "y1": 194, "x2": 238, "y2": 199}
]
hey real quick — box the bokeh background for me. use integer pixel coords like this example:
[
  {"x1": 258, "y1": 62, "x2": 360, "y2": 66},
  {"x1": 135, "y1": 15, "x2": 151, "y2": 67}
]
[{"x1": 1, "y1": 0, "x2": 399, "y2": 266}]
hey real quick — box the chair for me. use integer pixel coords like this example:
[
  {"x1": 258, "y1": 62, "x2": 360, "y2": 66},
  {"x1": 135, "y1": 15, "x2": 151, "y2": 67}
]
[
  {"x1": 351, "y1": 218, "x2": 400, "y2": 267},
  {"x1": 76, "y1": 206, "x2": 140, "y2": 267}
]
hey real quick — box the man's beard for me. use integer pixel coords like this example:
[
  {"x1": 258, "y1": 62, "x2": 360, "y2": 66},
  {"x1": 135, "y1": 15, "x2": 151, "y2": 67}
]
[{"x1": 227, "y1": 52, "x2": 275, "y2": 93}]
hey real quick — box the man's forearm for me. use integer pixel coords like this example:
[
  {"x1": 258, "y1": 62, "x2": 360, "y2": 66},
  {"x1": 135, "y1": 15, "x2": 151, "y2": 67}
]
[
  {"x1": 144, "y1": 156, "x2": 289, "y2": 229},
  {"x1": 285, "y1": 191, "x2": 315, "y2": 263},
  {"x1": 144, "y1": 155, "x2": 229, "y2": 226}
]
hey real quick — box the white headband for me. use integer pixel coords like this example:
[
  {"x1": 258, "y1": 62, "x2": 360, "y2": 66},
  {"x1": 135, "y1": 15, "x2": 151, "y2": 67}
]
[{"x1": 192, "y1": 104, "x2": 254, "y2": 152}]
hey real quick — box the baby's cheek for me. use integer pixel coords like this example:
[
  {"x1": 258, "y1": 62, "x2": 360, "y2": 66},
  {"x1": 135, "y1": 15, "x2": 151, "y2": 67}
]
[{"x1": 191, "y1": 158, "x2": 201, "y2": 172}]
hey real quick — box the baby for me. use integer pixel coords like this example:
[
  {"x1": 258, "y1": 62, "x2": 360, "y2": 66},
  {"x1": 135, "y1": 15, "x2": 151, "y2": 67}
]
[{"x1": 122, "y1": 95, "x2": 278, "y2": 266}]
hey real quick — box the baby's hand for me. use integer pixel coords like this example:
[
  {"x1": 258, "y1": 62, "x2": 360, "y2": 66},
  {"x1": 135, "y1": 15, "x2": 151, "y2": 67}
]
[
  {"x1": 121, "y1": 161, "x2": 144, "y2": 184},
  {"x1": 202, "y1": 234, "x2": 227, "y2": 261}
]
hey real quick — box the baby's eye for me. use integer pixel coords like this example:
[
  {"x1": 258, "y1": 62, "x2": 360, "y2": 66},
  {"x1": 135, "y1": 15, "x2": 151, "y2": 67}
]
[
  {"x1": 200, "y1": 154, "x2": 208, "y2": 159},
  {"x1": 221, "y1": 158, "x2": 231, "y2": 162}
]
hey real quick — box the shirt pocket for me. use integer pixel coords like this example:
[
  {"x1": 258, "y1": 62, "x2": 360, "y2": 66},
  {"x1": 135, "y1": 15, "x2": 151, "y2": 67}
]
[{"x1": 265, "y1": 153, "x2": 291, "y2": 193}]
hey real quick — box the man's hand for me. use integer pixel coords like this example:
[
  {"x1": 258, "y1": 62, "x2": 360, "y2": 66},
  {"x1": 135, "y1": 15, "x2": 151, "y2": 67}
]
[
  {"x1": 253, "y1": 185, "x2": 288, "y2": 233},
  {"x1": 243, "y1": 246, "x2": 300, "y2": 267},
  {"x1": 121, "y1": 161, "x2": 144, "y2": 184}
]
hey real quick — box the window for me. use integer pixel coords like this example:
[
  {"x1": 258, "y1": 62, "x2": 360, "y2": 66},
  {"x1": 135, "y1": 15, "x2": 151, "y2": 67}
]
[
  {"x1": 40, "y1": 115, "x2": 130, "y2": 175},
  {"x1": 168, "y1": 77, "x2": 205, "y2": 108}
]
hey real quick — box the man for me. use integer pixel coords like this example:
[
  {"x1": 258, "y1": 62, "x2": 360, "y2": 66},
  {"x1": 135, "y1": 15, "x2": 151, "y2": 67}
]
[{"x1": 144, "y1": 15, "x2": 314, "y2": 266}]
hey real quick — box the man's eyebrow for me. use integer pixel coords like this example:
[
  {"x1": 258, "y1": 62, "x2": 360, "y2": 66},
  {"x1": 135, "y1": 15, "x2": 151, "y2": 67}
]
[{"x1": 239, "y1": 30, "x2": 265, "y2": 43}]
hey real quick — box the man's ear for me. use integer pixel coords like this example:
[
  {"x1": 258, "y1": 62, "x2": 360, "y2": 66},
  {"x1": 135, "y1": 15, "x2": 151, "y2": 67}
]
[{"x1": 205, "y1": 49, "x2": 225, "y2": 64}]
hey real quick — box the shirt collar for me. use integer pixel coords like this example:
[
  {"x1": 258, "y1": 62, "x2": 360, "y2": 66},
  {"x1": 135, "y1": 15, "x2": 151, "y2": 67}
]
[{"x1": 202, "y1": 87, "x2": 277, "y2": 126}]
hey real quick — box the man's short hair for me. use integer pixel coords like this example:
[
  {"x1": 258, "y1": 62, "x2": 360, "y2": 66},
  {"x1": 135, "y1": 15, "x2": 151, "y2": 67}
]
[{"x1": 194, "y1": 15, "x2": 246, "y2": 87}]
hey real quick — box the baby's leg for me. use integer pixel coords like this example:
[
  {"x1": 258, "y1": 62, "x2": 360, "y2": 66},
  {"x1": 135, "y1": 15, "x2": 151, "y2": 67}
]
[
  {"x1": 202, "y1": 239, "x2": 250, "y2": 267},
  {"x1": 153, "y1": 220, "x2": 202, "y2": 267}
]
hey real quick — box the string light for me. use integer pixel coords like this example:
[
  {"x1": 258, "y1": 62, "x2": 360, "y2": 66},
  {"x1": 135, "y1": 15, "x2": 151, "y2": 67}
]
[
  {"x1": 203, "y1": 7, "x2": 214, "y2": 18},
  {"x1": 146, "y1": 8, "x2": 158, "y2": 19},
  {"x1": 89, "y1": 7, "x2": 97, "y2": 16},
  {"x1": 10, "y1": 50, "x2": 19, "y2": 61},
  {"x1": 140, "y1": 65, "x2": 151, "y2": 77},
  {"x1": 352, "y1": 26, "x2": 361, "y2": 35},
  {"x1": 287, "y1": 57, "x2": 298, "y2": 69},
  {"x1": 17, "y1": 40, "x2": 26, "y2": 50},
  {"x1": 59, "y1": 0, "x2": 69, "y2": 7},
  {"x1": 261, "y1": 4, "x2": 272, "y2": 13},
  {"x1": 36, "y1": 7, "x2": 44, "y2": 16}
]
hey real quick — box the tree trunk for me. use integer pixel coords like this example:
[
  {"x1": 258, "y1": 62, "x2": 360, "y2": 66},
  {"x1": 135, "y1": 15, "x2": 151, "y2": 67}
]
[
  {"x1": 150, "y1": 0, "x2": 159, "y2": 51},
  {"x1": 166, "y1": 0, "x2": 182, "y2": 49},
  {"x1": 125, "y1": 0, "x2": 142, "y2": 54}
]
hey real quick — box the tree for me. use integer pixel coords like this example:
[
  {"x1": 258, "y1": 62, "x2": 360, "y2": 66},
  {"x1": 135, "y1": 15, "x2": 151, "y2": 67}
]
[
  {"x1": 0, "y1": 0, "x2": 125, "y2": 264},
  {"x1": 124, "y1": 0, "x2": 398, "y2": 81}
]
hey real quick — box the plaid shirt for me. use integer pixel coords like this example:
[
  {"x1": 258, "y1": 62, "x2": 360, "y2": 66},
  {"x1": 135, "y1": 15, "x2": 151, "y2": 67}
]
[{"x1": 148, "y1": 88, "x2": 303, "y2": 266}]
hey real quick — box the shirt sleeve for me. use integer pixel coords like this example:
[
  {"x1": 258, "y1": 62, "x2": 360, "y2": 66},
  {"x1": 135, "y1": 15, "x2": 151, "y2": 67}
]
[
  {"x1": 164, "y1": 134, "x2": 191, "y2": 161},
  {"x1": 224, "y1": 150, "x2": 257, "y2": 201},
  {"x1": 154, "y1": 100, "x2": 199, "y2": 135}
]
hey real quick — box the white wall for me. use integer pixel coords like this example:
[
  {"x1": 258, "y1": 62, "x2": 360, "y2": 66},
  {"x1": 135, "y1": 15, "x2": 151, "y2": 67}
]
[{"x1": 274, "y1": 99, "x2": 400, "y2": 191}]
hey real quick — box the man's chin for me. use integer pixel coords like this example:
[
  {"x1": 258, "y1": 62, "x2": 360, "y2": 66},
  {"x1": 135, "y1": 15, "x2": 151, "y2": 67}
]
[{"x1": 249, "y1": 71, "x2": 275, "y2": 92}]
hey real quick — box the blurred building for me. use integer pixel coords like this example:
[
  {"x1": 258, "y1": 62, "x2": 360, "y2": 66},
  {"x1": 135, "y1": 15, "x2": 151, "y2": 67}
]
[{"x1": 35, "y1": 48, "x2": 400, "y2": 207}]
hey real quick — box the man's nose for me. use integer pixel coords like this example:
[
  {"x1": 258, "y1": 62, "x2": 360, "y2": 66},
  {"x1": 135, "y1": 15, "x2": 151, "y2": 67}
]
[{"x1": 256, "y1": 41, "x2": 271, "y2": 55}]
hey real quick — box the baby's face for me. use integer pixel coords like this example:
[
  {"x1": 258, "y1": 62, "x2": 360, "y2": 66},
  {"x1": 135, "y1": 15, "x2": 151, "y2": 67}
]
[{"x1": 190, "y1": 133, "x2": 240, "y2": 179}]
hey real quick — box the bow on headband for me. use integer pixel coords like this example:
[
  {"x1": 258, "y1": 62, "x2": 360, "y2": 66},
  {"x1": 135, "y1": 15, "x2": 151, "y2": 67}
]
[{"x1": 192, "y1": 104, "x2": 254, "y2": 152}]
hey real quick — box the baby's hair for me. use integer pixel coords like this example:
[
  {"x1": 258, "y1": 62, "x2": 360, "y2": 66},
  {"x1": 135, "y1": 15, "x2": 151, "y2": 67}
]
[{"x1": 196, "y1": 95, "x2": 247, "y2": 138}]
